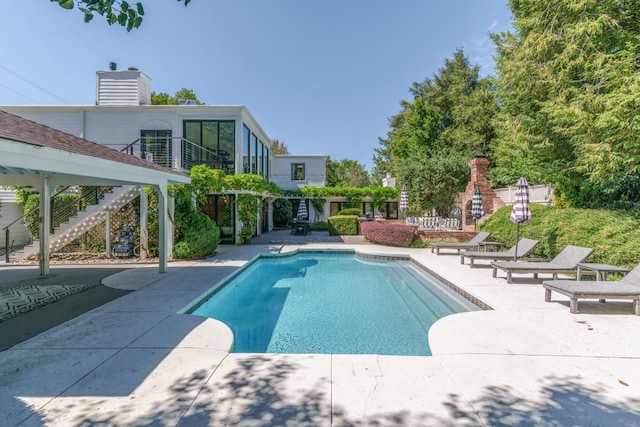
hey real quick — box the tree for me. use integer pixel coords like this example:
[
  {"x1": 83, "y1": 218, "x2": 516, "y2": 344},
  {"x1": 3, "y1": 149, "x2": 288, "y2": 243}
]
[
  {"x1": 151, "y1": 88, "x2": 202, "y2": 105},
  {"x1": 270, "y1": 138, "x2": 289, "y2": 155},
  {"x1": 490, "y1": 0, "x2": 640, "y2": 207},
  {"x1": 325, "y1": 157, "x2": 371, "y2": 188},
  {"x1": 374, "y1": 48, "x2": 496, "y2": 214},
  {"x1": 51, "y1": 0, "x2": 190, "y2": 31}
]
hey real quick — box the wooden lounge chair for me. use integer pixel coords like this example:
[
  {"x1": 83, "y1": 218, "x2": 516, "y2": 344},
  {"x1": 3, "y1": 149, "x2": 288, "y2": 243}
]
[
  {"x1": 543, "y1": 264, "x2": 640, "y2": 315},
  {"x1": 460, "y1": 238, "x2": 539, "y2": 268},
  {"x1": 430, "y1": 231, "x2": 491, "y2": 255},
  {"x1": 491, "y1": 245, "x2": 594, "y2": 284}
]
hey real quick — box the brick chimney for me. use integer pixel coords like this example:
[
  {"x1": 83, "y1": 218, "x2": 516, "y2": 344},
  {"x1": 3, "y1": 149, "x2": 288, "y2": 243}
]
[{"x1": 461, "y1": 155, "x2": 503, "y2": 231}]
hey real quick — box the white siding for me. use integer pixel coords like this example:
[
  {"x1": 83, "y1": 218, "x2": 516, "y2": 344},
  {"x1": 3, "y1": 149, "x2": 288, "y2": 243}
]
[
  {"x1": 272, "y1": 155, "x2": 326, "y2": 190},
  {"x1": 96, "y1": 70, "x2": 152, "y2": 106},
  {"x1": 0, "y1": 190, "x2": 30, "y2": 248},
  {"x1": 1, "y1": 110, "x2": 85, "y2": 137}
]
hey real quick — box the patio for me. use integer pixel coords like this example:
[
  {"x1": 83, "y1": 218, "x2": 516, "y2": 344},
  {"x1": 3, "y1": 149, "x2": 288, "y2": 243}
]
[{"x1": 1, "y1": 234, "x2": 640, "y2": 426}]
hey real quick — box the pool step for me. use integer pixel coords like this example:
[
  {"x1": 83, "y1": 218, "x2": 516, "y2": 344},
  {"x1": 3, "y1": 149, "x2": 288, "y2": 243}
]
[
  {"x1": 379, "y1": 265, "x2": 445, "y2": 332},
  {"x1": 381, "y1": 264, "x2": 467, "y2": 322}
]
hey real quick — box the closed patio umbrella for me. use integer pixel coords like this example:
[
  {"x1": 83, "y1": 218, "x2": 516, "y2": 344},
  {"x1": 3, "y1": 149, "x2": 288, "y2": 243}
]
[
  {"x1": 400, "y1": 185, "x2": 409, "y2": 217},
  {"x1": 510, "y1": 176, "x2": 532, "y2": 260},
  {"x1": 297, "y1": 195, "x2": 308, "y2": 220},
  {"x1": 471, "y1": 186, "x2": 484, "y2": 233}
]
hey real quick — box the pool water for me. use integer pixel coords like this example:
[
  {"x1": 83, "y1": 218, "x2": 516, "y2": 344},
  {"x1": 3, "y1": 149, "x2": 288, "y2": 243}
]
[{"x1": 187, "y1": 251, "x2": 480, "y2": 356}]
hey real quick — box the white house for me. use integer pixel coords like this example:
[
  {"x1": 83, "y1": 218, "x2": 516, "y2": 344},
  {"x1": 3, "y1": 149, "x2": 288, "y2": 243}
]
[{"x1": 1, "y1": 66, "x2": 331, "y2": 243}]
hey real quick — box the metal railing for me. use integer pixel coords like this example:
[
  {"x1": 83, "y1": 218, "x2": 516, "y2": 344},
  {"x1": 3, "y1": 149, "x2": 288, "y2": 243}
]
[
  {"x1": 120, "y1": 137, "x2": 228, "y2": 172},
  {"x1": 3, "y1": 186, "x2": 113, "y2": 262}
]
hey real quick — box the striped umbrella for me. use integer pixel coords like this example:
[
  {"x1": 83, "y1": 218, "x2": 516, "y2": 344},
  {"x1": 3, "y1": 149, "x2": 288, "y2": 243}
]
[
  {"x1": 400, "y1": 185, "x2": 409, "y2": 215},
  {"x1": 510, "y1": 176, "x2": 532, "y2": 260},
  {"x1": 297, "y1": 195, "x2": 308, "y2": 220},
  {"x1": 471, "y1": 186, "x2": 484, "y2": 232}
]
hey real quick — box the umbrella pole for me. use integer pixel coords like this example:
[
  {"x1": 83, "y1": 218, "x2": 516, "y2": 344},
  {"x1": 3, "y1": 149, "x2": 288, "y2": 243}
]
[
  {"x1": 474, "y1": 218, "x2": 477, "y2": 233},
  {"x1": 514, "y1": 223, "x2": 520, "y2": 261}
]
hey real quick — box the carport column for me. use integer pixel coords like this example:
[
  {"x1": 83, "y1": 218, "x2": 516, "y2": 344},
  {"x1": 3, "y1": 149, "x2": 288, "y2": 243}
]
[
  {"x1": 38, "y1": 173, "x2": 51, "y2": 276},
  {"x1": 139, "y1": 187, "x2": 148, "y2": 259},
  {"x1": 105, "y1": 211, "x2": 111, "y2": 257},
  {"x1": 156, "y1": 183, "x2": 168, "y2": 273}
]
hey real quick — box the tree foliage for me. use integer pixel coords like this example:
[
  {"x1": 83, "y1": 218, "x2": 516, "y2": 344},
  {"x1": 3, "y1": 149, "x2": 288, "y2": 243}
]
[
  {"x1": 325, "y1": 157, "x2": 371, "y2": 188},
  {"x1": 490, "y1": 0, "x2": 640, "y2": 207},
  {"x1": 51, "y1": 0, "x2": 190, "y2": 31},
  {"x1": 374, "y1": 49, "x2": 496, "y2": 215},
  {"x1": 151, "y1": 88, "x2": 202, "y2": 105},
  {"x1": 270, "y1": 138, "x2": 290, "y2": 155}
]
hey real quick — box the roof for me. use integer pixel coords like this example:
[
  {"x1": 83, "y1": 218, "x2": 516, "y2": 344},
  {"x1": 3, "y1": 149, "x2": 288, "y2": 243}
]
[{"x1": 0, "y1": 109, "x2": 186, "y2": 179}]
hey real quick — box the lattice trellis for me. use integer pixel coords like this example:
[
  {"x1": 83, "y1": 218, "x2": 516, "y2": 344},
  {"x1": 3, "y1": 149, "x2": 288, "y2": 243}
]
[{"x1": 54, "y1": 193, "x2": 160, "y2": 257}]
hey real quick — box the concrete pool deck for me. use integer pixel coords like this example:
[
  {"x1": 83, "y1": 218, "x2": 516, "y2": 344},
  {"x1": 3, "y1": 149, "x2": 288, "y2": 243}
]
[{"x1": 1, "y1": 236, "x2": 640, "y2": 426}]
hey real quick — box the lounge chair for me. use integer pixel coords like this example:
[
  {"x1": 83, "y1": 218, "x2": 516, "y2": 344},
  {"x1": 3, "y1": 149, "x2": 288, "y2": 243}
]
[
  {"x1": 430, "y1": 231, "x2": 491, "y2": 255},
  {"x1": 491, "y1": 245, "x2": 594, "y2": 284},
  {"x1": 460, "y1": 238, "x2": 539, "y2": 268},
  {"x1": 543, "y1": 264, "x2": 640, "y2": 315}
]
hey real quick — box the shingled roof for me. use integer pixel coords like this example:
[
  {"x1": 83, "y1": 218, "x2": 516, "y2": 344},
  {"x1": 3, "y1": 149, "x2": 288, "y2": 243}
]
[{"x1": 0, "y1": 109, "x2": 186, "y2": 178}]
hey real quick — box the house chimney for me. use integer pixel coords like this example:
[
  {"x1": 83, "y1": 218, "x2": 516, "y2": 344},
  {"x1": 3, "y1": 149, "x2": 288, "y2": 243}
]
[{"x1": 109, "y1": 62, "x2": 117, "y2": 71}]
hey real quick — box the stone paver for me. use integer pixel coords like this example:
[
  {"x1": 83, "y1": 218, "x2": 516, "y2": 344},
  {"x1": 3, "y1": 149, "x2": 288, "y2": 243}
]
[{"x1": 1, "y1": 233, "x2": 639, "y2": 426}]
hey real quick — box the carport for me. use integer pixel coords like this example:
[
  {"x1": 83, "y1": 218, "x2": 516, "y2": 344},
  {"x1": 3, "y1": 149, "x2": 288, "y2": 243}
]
[{"x1": 0, "y1": 110, "x2": 190, "y2": 275}]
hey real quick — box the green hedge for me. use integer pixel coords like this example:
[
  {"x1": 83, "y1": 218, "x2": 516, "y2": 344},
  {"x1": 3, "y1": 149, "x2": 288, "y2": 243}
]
[
  {"x1": 479, "y1": 205, "x2": 640, "y2": 268},
  {"x1": 327, "y1": 215, "x2": 359, "y2": 235},
  {"x1": 337, "y1": 208, "x2": 362, "y2": 216}
]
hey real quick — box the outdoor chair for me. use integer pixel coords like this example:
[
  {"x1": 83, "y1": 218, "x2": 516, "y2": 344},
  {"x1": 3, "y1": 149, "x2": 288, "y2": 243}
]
[
  {"x1": 460, "y1": 238, "x2": 539, "y2": 268},
  {"x1": 543, "y1": 263, "x2": 640, "y2": 315},
  {"x1": 491, "y1": 245, "x2": 594, "y2": 284},
  {"x1": 430, "y1": 231, "x2": 491, "y2": 255}
]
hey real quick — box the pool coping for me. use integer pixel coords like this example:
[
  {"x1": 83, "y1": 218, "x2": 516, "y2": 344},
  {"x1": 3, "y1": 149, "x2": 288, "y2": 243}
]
[{"x1": 3, "y1": 241, "x2": 640, "y2": 426}]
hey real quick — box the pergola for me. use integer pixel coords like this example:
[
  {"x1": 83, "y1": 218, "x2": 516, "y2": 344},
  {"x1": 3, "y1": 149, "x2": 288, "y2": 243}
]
[{"x1": 0, "y1": 110, "x2": 190, "y2": 275}]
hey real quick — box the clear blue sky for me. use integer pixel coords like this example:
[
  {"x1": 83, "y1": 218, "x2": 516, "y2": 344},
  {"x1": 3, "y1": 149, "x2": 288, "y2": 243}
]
[{"x1": 0, "y1": 0, "x2": 512, "y2": 171}]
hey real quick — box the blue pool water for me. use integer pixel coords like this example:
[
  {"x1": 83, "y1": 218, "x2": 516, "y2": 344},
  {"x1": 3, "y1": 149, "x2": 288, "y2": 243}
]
[{"x1": 187, "y1": 251, "x2": 480, "y2": 356}]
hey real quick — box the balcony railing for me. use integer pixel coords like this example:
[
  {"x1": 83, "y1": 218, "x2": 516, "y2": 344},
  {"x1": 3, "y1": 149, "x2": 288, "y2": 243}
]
[{"x1": 121, "y1": 137, "x2": 228, "y2": 172}]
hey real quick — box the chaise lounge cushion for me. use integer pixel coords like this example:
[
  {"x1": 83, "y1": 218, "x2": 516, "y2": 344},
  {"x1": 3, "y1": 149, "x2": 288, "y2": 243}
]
[
  {"x1": 543, "y1": 264, "x2": 640, "y2": 315},
  {"x1": 491, "y1": 245, "x2": 594, "y2": 283},
  {"x1": 460, "y1": 238, "x2": 539, "y2": 268},
  {"x1": 430, "y1": 231, "x2": 491, "y2": 255}
]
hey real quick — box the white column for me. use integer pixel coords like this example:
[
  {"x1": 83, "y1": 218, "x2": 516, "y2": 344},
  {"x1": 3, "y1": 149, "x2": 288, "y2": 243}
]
[
  {"x1": 38, "y1": 173, "x2": 51, "y2": 276},
  {"x1": 105, "y1": 211, "x2": 111, "y2": 257},
  {"x1": 139, "y1": 187, "x2": 148, "y2": 259},
  {"x1": 167, "y1": 192, "x2": 174, "y2": 259},
  {"x1": 156, "y1": 184, "x2": 168, "y2": 273}
]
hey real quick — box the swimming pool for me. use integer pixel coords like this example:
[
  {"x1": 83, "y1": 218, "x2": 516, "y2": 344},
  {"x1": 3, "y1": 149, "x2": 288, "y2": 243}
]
[{"x1": 185, "y1": 250, "x2": 481, "y2": 356}]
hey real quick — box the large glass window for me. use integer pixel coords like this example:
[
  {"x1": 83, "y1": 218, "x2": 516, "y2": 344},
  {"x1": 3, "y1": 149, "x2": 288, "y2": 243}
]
[
  {"x1": 183, "y1": 120, "x2": 235, "y2": 174},
  {"x1": 291, "y1": 163, "x2": 305, "y2": 181},
  {"x1": 264, "y1": 147, "x2": 269, "y2": 181},
  {"x1": 251, "y1": 133, "x2": 258, "y2": 173},
  {"x1": 243, "y1": 125, "x2": 250, "y2": 174},
  {"x1": 140, "y1": 130, "x2": 172, "y2": 168},
  {"x1": 258, "y1": 141, "x2": 264, "y2": 177},
  {"x1": 330, "y1": 202, "x2": 348, "y2": 216},
  {"x1": 219, "y1": 122, "x2": 235, "y2": 174}
]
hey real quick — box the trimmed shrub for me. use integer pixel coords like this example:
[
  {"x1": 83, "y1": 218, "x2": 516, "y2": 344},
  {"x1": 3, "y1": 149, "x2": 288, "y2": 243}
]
[
  {"x1": 327, "y1": 215, "x2": 358, "y2": 235},
  {"x1": 337, "y1": 208, "x2": 362, "y2": 216},
  {"x1": 310, "y1": 221, "x2": 329, "y2": 231},
  {"x1": 360, "y1": 221, "x2": 417, "y2": 247},
  {"x1": 173, "y1": 210, "x2": 220, "y2": 259},
  {"x1": 480, "y1": 204, "x2": 640, "y2": 267}
]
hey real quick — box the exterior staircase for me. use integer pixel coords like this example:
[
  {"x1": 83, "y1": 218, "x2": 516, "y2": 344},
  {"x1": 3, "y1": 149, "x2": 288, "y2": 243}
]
[{"x1": 12, "y1": 186, "x2": 142, "y2": 262}]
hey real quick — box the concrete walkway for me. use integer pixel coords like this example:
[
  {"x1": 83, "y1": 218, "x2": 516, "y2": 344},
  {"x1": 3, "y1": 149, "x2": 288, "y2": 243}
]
[{"x1": 1, "y1": 236, "x2": 640, "y2": 426}]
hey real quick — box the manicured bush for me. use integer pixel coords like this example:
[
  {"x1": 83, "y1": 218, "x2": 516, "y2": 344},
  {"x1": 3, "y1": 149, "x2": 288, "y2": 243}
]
[
  {"x1": 337, "y1": 208, "x2": 362, "y2": 216},
  {"x1": 479, "y1": 204, "x2": 640, "y2": 268},
  {"x1": 310, "y1": 221, "x2": 329, "y2": 231},
  {"x1": 360, "y1": 221, "x2": 417, "y2": 247},
  {"x1": 173, "y1": 209, "x2": 220, "y2": 259},
  {"x1": 327, "y1": 215, "x2": 358, "y2": 235}
]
